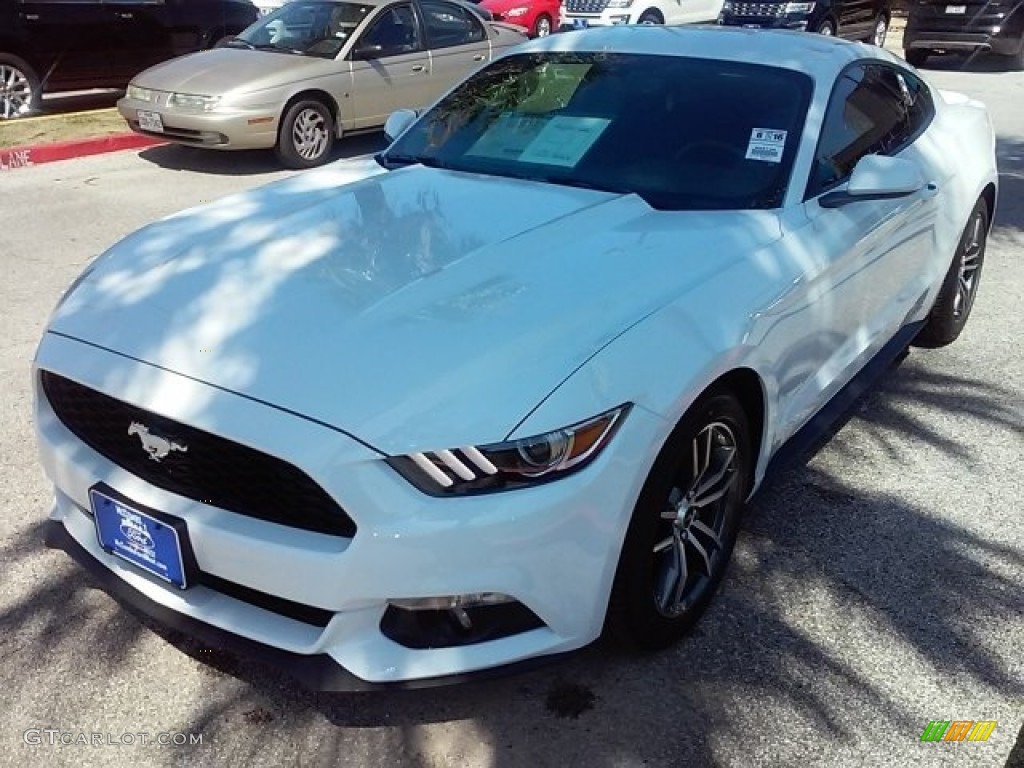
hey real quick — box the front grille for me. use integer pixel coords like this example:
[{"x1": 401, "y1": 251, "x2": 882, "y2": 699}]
[
  {"x1": 565, "y1": 0, "x2": 609, "y2": 13},
  {"x1": 41, "y1": 371, "x2": 356, "y2": 538},
  {"x1": 731, "y1": 2, "x2": 786, "y2": 17}
]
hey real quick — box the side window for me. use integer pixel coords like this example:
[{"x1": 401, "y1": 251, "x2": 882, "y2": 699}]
[
  {"x1": 899, "y1": 69, "x2": 936, "y2": 135},
  {"x1": 420, "y1": 0, "x2": 486, "y2": 49},
  {"x1": 356, "y1": 4, "x2": 422, "y2": 57},
  {"x1": 807, "y1": 64, "x2": 918, "y2": 198}
]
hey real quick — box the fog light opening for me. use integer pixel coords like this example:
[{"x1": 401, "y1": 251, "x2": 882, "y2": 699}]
[{"x1": 381, "y1": 594, "x2": 545, "y2": 649}]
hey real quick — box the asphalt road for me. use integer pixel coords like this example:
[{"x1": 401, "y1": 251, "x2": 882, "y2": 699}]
[{"x1": 1, "y1": 64, "x2": 1022, "y2": 768}]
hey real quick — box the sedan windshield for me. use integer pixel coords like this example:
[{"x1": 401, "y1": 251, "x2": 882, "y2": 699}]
[
  {"x1": 383, "y1": 53, "x2": 814, "y2": 210},
  {"x1": 231, "y1": 1, "x2": 374, "y2": 58}
]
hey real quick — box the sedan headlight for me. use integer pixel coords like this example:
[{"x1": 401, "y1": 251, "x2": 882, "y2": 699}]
[
  {"x1": 389, "y1": 404, "x2": 630, "y2": 494},
  {"x1": 606, "y1": 0, "x2": 634, "y2": 7},
  {"x1": 167, "y1": 93, "x2": 222, "y2": 112},
  {"x1": 126, "y1": 84, "x2": 154, "y2": 102},
  {"x1": 504, "y1": 5, "x2": 529, "y2": 16},
  {"x1": 783, "y1": 1, "x2": 815, "y2": 11}
]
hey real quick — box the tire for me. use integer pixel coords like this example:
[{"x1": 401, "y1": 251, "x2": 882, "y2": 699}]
[
  {"x1": 532, "y1": 13, "x2": 552, "y2": 37},
  {"x1": 0, "y1": 53, "x2": 41, "y2": 120},
  {"x1": 275, "y1": 99, "x2": 335, "y2": 169},
  {"x1": 816, "y1": 18, "x2": 836, "y2": 36},
  {"x1": 914, "y1": 197, "x2": 989, "y2": 348},
  {"x1": 868, "y1": 15, "x2": 888, "y2": 47},
  {"x1": 605, "y1": 391, "x2": 753, "y2": 649},
  {"x1": 637, "y1": 9, "x2": 663, "y2": 25},
  {"x1": 905, "y1": 48, "x2": 929, "y2": 67},
  {"x1": 1002, "y1": 41, "x2": 1024, "y2": 71}
]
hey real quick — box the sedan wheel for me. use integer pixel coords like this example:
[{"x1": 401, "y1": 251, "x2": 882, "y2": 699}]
[
  {"x1": 914, "y1": 197, "x2": 989, "y2": 348},
  {"x1": 0, "y1": 56, "x2": 39, "y2": 120},
  {"x1": 871, "y1": 16, "x2": 888, "y2": 47},
  {"x1": 637, "y1": 10, "x2": 663, "y2": 24},
  {"x1": 606, "y1": 392, "x2": 751, "y2": 649},
  {"x1": 817, "y1": 19, "x2": 836, "y2": 36},
  {"x1": 533, "y1": 13, "x2": 552, "y2": 37},
  {"x1": 276, "y1": 100, "x2": 335, "y2": 169}
]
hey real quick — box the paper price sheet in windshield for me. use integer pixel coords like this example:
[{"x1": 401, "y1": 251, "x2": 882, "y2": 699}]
[{"x1": 466, "y1": 113, "x2": 611, "y2": 167}]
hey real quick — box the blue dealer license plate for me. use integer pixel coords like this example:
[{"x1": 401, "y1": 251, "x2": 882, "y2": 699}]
[{"x1": 92, "y1": 487, "x2": 188, "y2": 589}]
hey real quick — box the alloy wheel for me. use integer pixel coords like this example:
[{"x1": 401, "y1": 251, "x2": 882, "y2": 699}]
[
  {"x1": 535, "y1": 15, "x2": 552, "y2": 36},
  {"x1": 292, "y1": 108, "x2": 330, "y2": 161},
  {"x1": 652, "y1": 421, "x2": 739, "y2": 617},
  {"x1": 0, "y1": 64, "x2": 34, "y2": 119},
  {"x1": 873, "y1": 18, "x2": 888, "y2": 47}
]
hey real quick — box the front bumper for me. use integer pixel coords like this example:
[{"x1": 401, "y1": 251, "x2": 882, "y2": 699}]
[
  {"x1": 717, "y1": 12, "x2": 811, "y2": 30},
  {"x1": 559, "y1": 9, "x2": 641, "y2": 28},
  {"x1": 117, "y1": 95, "x2": 281, "y2": 151},
  {"x1": 903, "y1": 28, "x2": 1022, "y2": 54},
  {"x1": 34, "y1": 332, "x2": 664, "y2": 687}
]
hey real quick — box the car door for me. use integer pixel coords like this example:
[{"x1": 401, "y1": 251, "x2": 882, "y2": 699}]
[
  {"x1": 15, "y1": 0, "x2": 117, "y2": 90},
  {"x1": 773, "y1": 62, "x2": 940, "y2": 439},
  {"x1": 417, "y1": 0, "x2": 489, "y2": 102},
  {"x1": 835, "y1": 0, "x2": 875, "y2": 37},
  {"x1": 103, "y1": 0, "x2": 173, "y2": 79},
  {"x1": 662, "y1": 0, "x2": 724, "y2": 24},
  {"x1": 347, "y1": 2, "x2": 431, "y2": 129}
]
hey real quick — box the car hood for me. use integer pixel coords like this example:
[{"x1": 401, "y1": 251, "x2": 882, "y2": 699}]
[
  {"x1": 132, "y1": 48, "x2": 335, "y2": 97},
  {"x1": 47, "y1": 158, "x2": 781, "y2": 455}
]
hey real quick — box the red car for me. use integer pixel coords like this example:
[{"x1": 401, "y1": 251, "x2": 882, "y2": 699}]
[{"x1": 478, "y1": 0, "x2": 560, "y2": 37}]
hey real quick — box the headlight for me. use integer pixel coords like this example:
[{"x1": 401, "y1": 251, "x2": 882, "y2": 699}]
[
  {"x1": 783, "y1": 1, "x2": 815, "y2": 11},
  {"x1": 167, "y1": 93, "x2": 222, "y2": 112},
  {"x1": 721, "y1": 1, "x2": 733, "y2": 11},
  {"x1": 504, "y1": 5, "x2": 529, "y2": 16},
  {"x1": 389, "y1": 404, "x2": 631, "y2": 494},
  {"x1": 126, "y1": 84, "x2": 154, "y2": 102},
  {"x1": 607, "y1": 0, "x2": 634, "y2": 7}
]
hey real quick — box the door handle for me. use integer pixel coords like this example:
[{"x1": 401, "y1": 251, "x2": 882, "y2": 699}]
[
  {"x1": 411, "y1": 64, "x2": 426, "y2": 73},
  {"x1": 921, "y1": 182, "x2": 939, "y2": 199},
  {"x1": 20, "y1": 13, "x2": 40, "y2": 20},
  {"x1": 116, "y1": 11, "x2": 134, "y2": 19}
]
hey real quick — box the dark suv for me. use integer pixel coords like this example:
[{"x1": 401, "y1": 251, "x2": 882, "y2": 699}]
[
  {"x1": 0, "y1": 0, "x2": 259, "y2": 119},
  {"x1": 903, "y1": 0, "x2": 1024, "y2": 68},
  {"x1": 717, "y1": 0, "x2": 892, "y2": 46}
]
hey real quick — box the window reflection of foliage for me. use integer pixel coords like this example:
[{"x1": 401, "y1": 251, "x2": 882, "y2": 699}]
[
  {"x1": 317, "y1": 183, "x2": 485, "y2": 310},
  {"x1": 422, "y1": 52, "x2": 614, "y2": 149}
]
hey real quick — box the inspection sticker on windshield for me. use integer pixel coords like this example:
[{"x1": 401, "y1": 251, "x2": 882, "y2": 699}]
[{"x1": 745, "y1": 128, "x2": 787, "y2": 163}]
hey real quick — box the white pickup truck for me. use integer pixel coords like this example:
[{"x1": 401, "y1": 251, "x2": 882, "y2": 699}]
[{"x1": 561, "y1": 0, "x2": 724, "y2": 27}]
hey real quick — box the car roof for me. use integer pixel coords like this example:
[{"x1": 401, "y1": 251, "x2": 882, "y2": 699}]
[{"x1": 516, "y1": 25, "x2": 900, "y2": 81}]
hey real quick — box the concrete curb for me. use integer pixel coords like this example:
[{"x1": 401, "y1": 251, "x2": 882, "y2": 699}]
[{"x1": 0, "y1": 133, "x2": 165, "y2": 173}]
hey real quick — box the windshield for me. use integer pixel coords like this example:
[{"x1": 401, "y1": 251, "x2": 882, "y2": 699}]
[
  {"x1": 231, "y1": 1, "x2": 374, "y2": 58},
  {"x1": 382, "y1": 53, "x2": 813, "y2": 211}
]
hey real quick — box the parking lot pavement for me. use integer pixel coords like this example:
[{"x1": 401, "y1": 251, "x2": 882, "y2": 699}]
[{"x1": 1, "y1": 68, "x2": 1022, "y2": 768}]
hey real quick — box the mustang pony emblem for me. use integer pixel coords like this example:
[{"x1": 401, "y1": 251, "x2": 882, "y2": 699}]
[{"x1": 127, "y1": 421, "x2": 188, "y2": 462}]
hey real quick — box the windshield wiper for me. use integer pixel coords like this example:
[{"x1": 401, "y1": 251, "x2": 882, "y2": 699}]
[
  {"x1": 538, "y1": 176, "x2": 634, "y2": 196},
  {"x1": 225, "y1": 38, "x2": 255, "y2": 49},
  {"x1": 378, "y1": 153, "x2": 447, "y2": 170}
]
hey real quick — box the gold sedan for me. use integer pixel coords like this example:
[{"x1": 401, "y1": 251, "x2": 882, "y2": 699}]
[{"x1": 117, "y1": 0, "x2": 527, "y2": 167}]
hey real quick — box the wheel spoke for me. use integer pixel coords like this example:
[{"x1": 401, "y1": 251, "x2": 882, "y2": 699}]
[
  {"x1": 689, "y1": 519, "x2": 722, "y2": 550},
  {"x1": 687, "y1": 530, "x2": 714, "y2": 577},
  {"x1": 655, "y1": 530, "x2": 688, "y2": 613},
  {"x1": 689, "y1": 446, "x2": 737, "y2": 507}
]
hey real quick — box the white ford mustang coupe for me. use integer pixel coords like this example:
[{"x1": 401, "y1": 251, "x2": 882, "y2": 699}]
[{"x1": 35, "y1": 26, "x2": 997, "y2": 688}]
